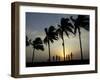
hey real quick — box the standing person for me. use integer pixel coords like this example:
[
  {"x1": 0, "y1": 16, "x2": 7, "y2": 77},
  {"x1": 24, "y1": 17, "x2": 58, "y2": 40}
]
[
  {"x1": 70, "y1": 52, "x2": 73, "y2": 60},
  {"x1": 52, "y1": 56, "x2": 55, "y2": 62}
]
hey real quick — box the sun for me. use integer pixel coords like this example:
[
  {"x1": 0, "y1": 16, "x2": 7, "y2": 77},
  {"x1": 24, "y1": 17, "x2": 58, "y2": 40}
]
[{"x1": 65, "y1": 48, "x2": 70, "y2": 56}]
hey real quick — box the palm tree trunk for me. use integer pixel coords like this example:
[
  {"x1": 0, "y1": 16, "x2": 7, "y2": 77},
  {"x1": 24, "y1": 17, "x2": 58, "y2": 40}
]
[
  {"x1": 32, "y1": 48, "x2": 35, "y2": 63},
  {"x1": 62, "y1": 33, "x2": 66, "y2": 61},
  {"x1": 78, "y1": 30, "x2": 83, "y2": 60},
  {"x1": 48, "y1": 40, "x2": 51, "y2": 62}
]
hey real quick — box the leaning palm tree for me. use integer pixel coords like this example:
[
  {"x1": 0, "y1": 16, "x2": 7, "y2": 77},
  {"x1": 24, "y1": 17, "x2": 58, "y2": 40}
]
[
  {"x1": 56, "y1": 18, "x2": 74, "y2": 61},
  {"x1": 70, "y1": 15, "x2": 89, "y2": 60},
  {"x1": 30, "y1": 37, "x2": 44, "y2": 63},
  {"x1": 44, "y1": 26, "x2": 58, "y2": 62}
]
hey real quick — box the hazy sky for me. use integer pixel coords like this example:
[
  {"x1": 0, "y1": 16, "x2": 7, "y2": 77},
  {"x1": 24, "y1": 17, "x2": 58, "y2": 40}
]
[{"x1": 26, "y1": 12, "x2": 89, "y2": 63}]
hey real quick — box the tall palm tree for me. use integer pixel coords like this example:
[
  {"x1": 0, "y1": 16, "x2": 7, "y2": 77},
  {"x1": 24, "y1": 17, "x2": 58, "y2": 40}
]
[
  {"x1": 30, "y1": 37, "x2": 44, "y2": 63},
  {"x1": 56, "y1": 18, "x2": 74, "y2": 61},
  {"x1": 44, "y1": 26, "x2": 58, "y2": 62},
  {"x1": 70, "y1": 15, "x2": 89, "y2": 60}
]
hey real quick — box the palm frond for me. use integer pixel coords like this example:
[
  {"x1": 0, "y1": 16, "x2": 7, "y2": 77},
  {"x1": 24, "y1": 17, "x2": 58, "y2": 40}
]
[
  {"x1": 64, "y1": 30, "x2": 69, "y2": 38},
  {"x1": 57, "y1": 17, "x2": 74, "y2": 38},
  {"x1": 31, "y1": 37, "x2": 44, "y2": 51},
  {"x1": 70, "y1": 16, "x2": 76, "y2": 22},
  {"x1": 44, "y1": 36, "x2": 48, "y2": 45},
  {"x1": 74, "y1": 25, "x2": 78, "y2": 34},
  {"x1": 33, "y1": 37, "x2": 42, "y2": 45},
  {"x1": 65, "y1": 27, "x2": 74, "y2": 34},
  {"x1": 77, "y1": 15, "x2": 89, "y2": 31},
  {"x1": 35, "y1": 44, "x2": 44, "y2": 51},
  {"x1": 44, "y1": 28, "x2": 48, "y2": 35},
  {"x1": 56, "y1": 28, "x2": 63, "y2": 39},
  {"x1": 49, "y1": 39, "x2": 54, "y2": 43},
  {"x1": 61, "y1": 18, "x2": 65, "y2": 26},
  {"x1": 67, "y1": 22, "x2": 74, "y2": 28},
  {"x1": 48, "y1": 26, "x2": 56, "y2": 33},
  {"x1": 44, "y1": 25, "x2": 58, "y2": 45}
]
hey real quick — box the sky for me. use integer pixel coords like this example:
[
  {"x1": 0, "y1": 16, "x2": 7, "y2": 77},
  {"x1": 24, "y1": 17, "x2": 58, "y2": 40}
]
[{"x1": 26, "y1": 12, "x2": 89, "y2": 63}]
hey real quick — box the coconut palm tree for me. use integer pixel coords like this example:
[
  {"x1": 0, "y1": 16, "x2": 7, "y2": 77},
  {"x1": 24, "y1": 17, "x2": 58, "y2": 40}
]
[
  {"x1": 44, "y1": 26, "x2": 58, "y2": 62},
  {"x1": 30, "y1": 37, "x2": 44, "y2": 63},
  {"x1": 56, "y1": 18, "x2": 74, "y2": 61},
  {"x1": 70, "y1": 15, "x2": 89, "y2": 60}
]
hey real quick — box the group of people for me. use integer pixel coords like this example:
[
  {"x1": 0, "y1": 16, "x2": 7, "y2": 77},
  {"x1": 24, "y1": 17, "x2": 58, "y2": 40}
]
[
  {"x1": 52, "y1": 52, "x2": 73, "y2": 62},
  {"x1": 66, "y1": 52, "x2": 73, "y2": 61},
  {"x1": 52, "y1": 55, "x2": 60, "y2": 62}
]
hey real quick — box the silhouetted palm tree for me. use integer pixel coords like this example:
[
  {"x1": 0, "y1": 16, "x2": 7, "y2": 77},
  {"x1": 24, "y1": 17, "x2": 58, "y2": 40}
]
[
  {"x1": 30, "y1": 37, "x2": 44, "y2": 63},
  {"x1": 70, "y1": 15, "x2": 89, "y2": 60},
  {"x1": 44, "y1": 26, "x2": 58, "y2": 62},
  {"x1": 56, "y1": 18, "x2": 74, "y2": 61}
]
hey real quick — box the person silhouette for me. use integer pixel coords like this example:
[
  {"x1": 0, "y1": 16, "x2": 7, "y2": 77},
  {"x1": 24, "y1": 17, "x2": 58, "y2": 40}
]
[
  {"x1": 52, "y1": 56, "x2": 55, "y2": 62},
  {"x1": 58, "y1": 56, "x2": 60, "y2": 61},
  {"x1": 70, "y1": 52, "x2": 73, "y2": 60},
  {"x1": 68, "y1": 55, "x2": 70, "y2": 61},
  {"x1": 56, "y1": 55, "x2": 58, "y2": 61},
  {"x1": 66, "y1": 55, "x2": 67, "y2": 61}
]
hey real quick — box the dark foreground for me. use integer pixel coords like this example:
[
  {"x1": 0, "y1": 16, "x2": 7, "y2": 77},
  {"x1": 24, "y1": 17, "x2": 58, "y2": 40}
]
[{"x1": 26, "y1": 59, "x2": 89, "y2": 67}]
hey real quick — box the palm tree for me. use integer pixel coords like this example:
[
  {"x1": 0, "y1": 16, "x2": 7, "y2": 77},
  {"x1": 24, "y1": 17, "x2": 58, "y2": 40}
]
[
  {"x1": 70, "y1": 15, "x2": 89, "y2": 60},
  {"x1": 44, "y1": 26, "x2": 58, "y2": 62},
  {"x1": 30, "y1": 37, "x2": 44, "y2": 63},
  {"x1": 56, "y1": 18, "x2": 74, "y2": 61}
]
